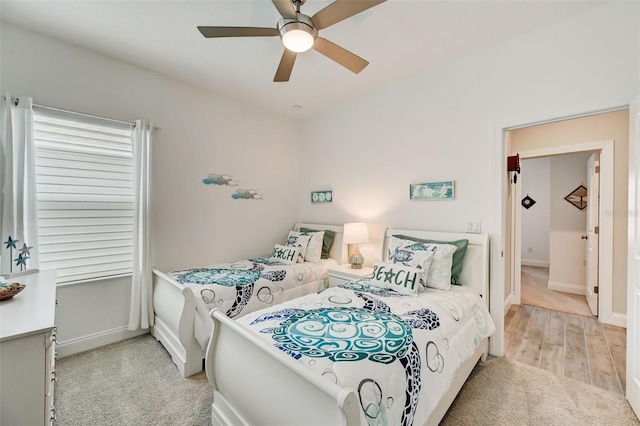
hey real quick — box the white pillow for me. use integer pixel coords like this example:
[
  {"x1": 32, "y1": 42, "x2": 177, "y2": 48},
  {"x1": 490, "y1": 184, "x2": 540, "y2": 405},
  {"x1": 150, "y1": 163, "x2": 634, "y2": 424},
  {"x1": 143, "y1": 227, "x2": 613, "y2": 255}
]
[
  {"x1": 387, "y1": 237, "x2": 455, "y2": 290},
  {"x1": 425, "y1": 244, "x2": 457, "y2": 289},
  {"x1": 286, "y1": 231, "x2": 312, "y2": 263},
  {"x1": 298, "y1": 230, "x2": 325, "y2": 262},
  {"x1": 386, "y1": 238, "x2": 435, "y2": 290},
  {"x1": 270, "y1": 244, "x2": 300, "y2": 265},
  {"x1": 369, "y1": 261, "x2": 421, "y2": 296}
]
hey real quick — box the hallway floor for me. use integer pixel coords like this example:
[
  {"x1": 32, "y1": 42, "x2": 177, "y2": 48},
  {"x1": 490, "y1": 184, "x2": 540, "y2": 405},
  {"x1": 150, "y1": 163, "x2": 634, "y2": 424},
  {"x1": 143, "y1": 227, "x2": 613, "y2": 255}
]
[
  {"x1": 504, "y1": 304, "x2": 626, "y2": 395},
  {"x1": 521, "y1": 265, "x2": 594, "y2": 317},
  {"x1": 508, "y1": 265, "x2": 626, "y2": 395}
]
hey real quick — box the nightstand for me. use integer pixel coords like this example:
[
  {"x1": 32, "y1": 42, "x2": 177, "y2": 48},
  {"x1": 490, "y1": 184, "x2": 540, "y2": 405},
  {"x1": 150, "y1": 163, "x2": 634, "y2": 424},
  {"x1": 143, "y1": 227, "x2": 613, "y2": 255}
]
[{"x1": 328, "y1": 264, "x2": 374, "y2": 287}]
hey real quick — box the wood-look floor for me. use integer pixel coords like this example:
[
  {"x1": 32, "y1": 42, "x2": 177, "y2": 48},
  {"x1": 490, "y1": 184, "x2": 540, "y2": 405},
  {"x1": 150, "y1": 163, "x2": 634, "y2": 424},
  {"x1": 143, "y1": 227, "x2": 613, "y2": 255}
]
[
  {"x1": 505, "y1": 304, "x2": 626, "y2": 395},
  {"x1": 521, "y1": 265, "x2": 594, "y2": 317}
]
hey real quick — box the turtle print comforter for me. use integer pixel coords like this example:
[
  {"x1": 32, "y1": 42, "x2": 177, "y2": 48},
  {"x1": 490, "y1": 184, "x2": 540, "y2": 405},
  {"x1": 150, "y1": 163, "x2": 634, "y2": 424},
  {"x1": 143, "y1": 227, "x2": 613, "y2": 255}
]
[
  {"x1": 171, "y1": 257, "x2": 328, "y2": 349},
  {"x1": 236, "y1": 280, "x2": 495, "y2": 426}
]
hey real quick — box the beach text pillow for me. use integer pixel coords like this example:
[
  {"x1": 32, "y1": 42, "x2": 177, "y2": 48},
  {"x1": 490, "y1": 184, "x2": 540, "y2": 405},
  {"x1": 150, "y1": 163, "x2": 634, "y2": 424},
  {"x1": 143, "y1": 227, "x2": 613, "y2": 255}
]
[
  {"x1": 369, "y1": 261, "x2": 421, "y2": 296},
  {"x1": 270, "y1": 244, "x2": 300, "y2": 265}
]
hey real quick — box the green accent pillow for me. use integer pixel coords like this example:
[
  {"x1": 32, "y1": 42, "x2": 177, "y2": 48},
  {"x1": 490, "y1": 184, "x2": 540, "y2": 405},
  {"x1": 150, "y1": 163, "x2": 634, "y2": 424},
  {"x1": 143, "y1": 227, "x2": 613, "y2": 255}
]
[
  {"x1": 393, "y1": 234, "x2": 469, "y2": 285},
  {"x1": 300, "y1": 227, "x2": 336, "y2": 259}
]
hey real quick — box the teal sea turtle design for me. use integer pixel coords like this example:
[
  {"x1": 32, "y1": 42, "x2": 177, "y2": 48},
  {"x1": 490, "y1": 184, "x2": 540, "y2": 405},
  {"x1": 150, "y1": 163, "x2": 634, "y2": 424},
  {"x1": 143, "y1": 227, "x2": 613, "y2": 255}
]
[
  {"x1": 176, "y1": 262, "x2": 287, "y2": 318},
  {"x1": 251, "y1": 289, "x2": 442, "y2": 426}
]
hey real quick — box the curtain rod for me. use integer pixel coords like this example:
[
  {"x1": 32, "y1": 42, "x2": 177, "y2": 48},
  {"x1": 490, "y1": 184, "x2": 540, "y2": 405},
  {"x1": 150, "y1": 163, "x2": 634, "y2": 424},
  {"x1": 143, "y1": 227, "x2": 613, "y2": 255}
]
[{"x1": 4, "y1": 96, "x2": 161, "y2": 131}]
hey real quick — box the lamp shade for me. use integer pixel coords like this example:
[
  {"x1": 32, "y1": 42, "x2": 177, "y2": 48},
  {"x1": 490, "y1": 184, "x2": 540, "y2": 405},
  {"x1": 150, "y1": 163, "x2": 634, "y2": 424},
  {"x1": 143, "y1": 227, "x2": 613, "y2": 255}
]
[{"x1": 343, "y1": 223, "x2": 369, "y2": 244}]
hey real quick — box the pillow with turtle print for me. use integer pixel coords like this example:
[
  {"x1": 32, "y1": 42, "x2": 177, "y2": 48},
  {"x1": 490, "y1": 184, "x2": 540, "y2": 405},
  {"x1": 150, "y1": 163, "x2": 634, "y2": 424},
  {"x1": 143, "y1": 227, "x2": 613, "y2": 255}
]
[{"x1": 387, "y1": 237, "x2": 455, "y2": 290}]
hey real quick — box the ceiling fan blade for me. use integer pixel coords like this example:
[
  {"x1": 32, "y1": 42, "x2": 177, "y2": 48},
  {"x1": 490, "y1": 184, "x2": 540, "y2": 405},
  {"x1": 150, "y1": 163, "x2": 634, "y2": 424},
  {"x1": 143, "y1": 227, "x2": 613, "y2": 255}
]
[
  {"x1": 274, "y1": 49, "x2": 297, "y2": 82},
  {"x1": 198, "y1": 26, "x2": 279, "y2": 38},
  {"x1": 311, "y1": 0, "x2": 386, "y2": 30},
  {"x1": 313, "y1": 37, "x2": 368, "y2": 74},
  {"x1": 272, "y1": 0, "x2": 296, "y2": 19}
]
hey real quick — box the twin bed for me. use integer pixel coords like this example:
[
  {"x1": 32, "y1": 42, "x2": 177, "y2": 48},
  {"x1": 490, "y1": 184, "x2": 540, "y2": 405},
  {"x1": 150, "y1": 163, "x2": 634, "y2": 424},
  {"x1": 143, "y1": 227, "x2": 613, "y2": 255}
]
[
  {"x1": 204, "y1": 227, "x2": 494, "y2": 426},
  {"x1": 151, "y1": 223, "x2": 347, "y2": 377}
]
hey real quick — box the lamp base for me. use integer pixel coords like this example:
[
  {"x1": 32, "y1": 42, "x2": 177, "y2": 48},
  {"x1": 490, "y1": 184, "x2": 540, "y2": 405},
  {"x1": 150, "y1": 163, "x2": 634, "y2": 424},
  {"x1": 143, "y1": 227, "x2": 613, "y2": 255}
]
[{"x1": 349, "y1": 253, "x2": 364, "y2": 269}]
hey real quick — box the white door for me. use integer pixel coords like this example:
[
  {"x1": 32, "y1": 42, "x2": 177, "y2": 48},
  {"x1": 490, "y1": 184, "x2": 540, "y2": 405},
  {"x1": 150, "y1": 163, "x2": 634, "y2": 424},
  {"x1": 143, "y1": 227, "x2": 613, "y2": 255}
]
[
  {"x1": 627, "y1": 98, "x2": 640, "y2": 419},
  {"x1": 586, "y1": 154, "x2": 599, "y2": 316}
]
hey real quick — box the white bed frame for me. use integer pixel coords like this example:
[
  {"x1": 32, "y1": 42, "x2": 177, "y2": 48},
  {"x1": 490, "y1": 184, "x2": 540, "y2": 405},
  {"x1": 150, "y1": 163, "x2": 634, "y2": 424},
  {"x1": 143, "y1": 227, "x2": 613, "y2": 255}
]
[
  {"x1": 151, "y1": 223, "x2": 346, "y2": 377},
  {"x1": 205, "y1": 228, "x2": 490, "y2": 426}
]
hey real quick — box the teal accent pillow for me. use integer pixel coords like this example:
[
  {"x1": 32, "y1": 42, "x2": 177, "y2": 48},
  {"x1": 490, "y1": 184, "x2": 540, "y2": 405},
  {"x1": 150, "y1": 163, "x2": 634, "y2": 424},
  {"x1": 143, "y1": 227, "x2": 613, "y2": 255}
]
[
  {"x1": 300, "y1": 227, "x2": 336, "y2": 259},
  {"x1": 393, "y1": 235, "x2": 469, "y2": 285}
]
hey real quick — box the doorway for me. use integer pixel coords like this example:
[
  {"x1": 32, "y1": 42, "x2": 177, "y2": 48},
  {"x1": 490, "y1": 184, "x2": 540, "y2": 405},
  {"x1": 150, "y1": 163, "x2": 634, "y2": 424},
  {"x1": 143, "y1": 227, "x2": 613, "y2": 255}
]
[
  {"x1": 517, "y1": 152, "x2": 596, "y2": 318},
  {"x1": 502, "y1": 109, "x2": 623, "y2": 327}
]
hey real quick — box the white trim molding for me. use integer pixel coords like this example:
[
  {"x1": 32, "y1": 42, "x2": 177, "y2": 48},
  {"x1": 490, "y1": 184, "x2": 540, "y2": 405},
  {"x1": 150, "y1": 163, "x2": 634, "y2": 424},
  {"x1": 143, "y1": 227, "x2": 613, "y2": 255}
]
[
  {"x1": 513, "y1": 140, "x2": 616, "y2": 326},
  {"x1": 521, "y1": 259, "x2": 550, "y2": 268},
  {"x1": 56, "y1": 326, "x2": 148, "y2": 358},
  {"x1": 547, "y1": 280, "x2": 586, "y2": 296}
]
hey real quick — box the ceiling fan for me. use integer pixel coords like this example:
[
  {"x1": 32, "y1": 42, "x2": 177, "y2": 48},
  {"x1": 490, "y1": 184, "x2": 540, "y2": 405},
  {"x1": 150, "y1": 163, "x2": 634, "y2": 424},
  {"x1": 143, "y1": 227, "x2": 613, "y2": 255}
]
[{"x1": 198, "y1": 0, "x2": 386, "y2": 82}]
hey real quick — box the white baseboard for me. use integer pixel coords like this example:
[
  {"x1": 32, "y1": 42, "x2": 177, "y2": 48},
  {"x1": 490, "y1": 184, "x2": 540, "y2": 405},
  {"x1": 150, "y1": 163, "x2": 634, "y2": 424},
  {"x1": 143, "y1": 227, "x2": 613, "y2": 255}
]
[
  {"x1": 547, "y1": 280, "x2": 586, "y2": 295},
  {"x1": 56, "y1": 326, "x2": 149, "y2": 358},
  {"x1": 521, "y1": 259, "x2": 550, "y2": 267},
  {"x1": 504, "y1": 292, "x2": 514, "y2": 315},
  {"x1": 602, "y1": 312, "x2": 627, "y2": 328}
]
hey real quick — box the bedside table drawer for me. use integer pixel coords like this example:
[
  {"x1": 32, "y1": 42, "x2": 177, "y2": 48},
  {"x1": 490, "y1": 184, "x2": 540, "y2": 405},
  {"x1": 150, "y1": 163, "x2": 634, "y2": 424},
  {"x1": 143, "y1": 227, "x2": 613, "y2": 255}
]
[{"x1": 327, "y1": 265, "x2": 373, "y2": 287}]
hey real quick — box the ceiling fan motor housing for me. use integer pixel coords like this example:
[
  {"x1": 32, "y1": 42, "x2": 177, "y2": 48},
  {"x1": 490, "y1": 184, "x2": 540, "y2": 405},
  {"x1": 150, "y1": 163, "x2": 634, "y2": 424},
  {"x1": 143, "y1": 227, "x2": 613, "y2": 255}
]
[{"x1": 278, "y1": 13, "x2": 317, "y2": 52}]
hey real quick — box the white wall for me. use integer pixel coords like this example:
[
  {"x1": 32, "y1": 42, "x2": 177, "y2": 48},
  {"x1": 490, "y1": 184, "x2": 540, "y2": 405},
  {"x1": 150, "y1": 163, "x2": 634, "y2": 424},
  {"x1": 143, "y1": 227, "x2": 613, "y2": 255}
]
[
  {"x1": 549, "y1": 230, "x2": 588, "y2": 295},
  {"x1": 1, "y1": 23, "x2": 299, "y2": 355},
  {"x1": 296, "y1": 2, "x2": 639, "y2": 351},
  {"x1": 521, "y1": 157, "x2": 550, "y2": 266},
  {"x1": 550, "y1": 153, "x2": 590, "y2": 232}
]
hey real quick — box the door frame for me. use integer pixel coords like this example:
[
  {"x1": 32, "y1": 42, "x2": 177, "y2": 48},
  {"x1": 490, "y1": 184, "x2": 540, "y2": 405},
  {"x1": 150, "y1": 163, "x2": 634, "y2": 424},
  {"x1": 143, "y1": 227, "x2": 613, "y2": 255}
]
[
  {"x1": 490, "y1": 106, "x2": 628, "y2": 357},
  {"x1": 586, "y1": 153, "x2": 600, "y2": 316},
  {"x1": 625, "y1": 98, "x2": 639, "y2": 417},
  {"x1": 509, "y1": 142, "x2": 613, "y2": 323}
]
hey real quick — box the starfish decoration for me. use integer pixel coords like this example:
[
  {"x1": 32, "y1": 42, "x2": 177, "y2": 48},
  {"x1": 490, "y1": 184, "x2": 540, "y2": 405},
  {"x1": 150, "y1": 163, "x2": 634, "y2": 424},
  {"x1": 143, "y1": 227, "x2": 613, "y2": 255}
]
[
  {"x1": 3, "y1": 236, "x2": 19, "y2": 250},
  {"x1": 15, "y1": 253, "x2": 29, "y2": 268},
  {"x1": 19, "y1": 243, "x2": 32, "y2": 256}
]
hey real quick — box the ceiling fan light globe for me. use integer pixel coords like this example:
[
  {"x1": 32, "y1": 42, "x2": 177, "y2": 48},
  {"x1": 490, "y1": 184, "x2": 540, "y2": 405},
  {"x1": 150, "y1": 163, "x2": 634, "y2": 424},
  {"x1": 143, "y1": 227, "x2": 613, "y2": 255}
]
[
  {"x1": 282, "y1": 30, "x2": 314, "y2": 52},
  {"x1": 278, "y1": 17, "x2": 316, "y2": 53}
]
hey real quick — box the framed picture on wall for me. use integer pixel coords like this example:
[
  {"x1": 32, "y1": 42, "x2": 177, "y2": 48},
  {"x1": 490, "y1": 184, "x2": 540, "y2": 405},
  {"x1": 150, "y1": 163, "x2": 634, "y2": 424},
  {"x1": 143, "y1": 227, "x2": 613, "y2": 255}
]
[
  {"x1": 311, "y1": 190, "x2": 333, "y2": 204},
  {"x1": 410, "y1": 181, "x2": 455, "y2": 200},
  {"x1": 564, "y1": 185, "x2": 587, "y2": 210}
]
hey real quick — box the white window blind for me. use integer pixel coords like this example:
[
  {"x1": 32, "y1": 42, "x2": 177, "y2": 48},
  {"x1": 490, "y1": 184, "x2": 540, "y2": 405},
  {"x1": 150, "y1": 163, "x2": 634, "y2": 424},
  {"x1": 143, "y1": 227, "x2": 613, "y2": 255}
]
[{"x1": 33, "y1": 107, "x2": 134, "y2": 284}]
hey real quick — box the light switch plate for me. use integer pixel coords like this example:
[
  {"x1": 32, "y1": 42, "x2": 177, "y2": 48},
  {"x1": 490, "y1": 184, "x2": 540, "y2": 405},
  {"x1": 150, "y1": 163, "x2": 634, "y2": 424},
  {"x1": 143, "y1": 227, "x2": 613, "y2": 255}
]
[{"x1": 466, "y1": 221, "x2": 481, "y2": 234}]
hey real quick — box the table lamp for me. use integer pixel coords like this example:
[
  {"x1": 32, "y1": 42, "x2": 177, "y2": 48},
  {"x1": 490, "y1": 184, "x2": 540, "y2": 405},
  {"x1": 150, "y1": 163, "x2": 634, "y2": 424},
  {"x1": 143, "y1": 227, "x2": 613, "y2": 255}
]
[{"x1": 343, "y1": 222, "x2": 369, "y2": 269}]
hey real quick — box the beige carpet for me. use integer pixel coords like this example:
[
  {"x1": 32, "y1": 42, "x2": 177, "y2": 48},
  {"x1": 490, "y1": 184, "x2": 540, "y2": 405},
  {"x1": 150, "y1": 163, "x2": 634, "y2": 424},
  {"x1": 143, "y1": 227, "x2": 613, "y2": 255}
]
[
  {"x1": 55, "y1": 335, "x2": 639, "y2": 425},
  {"x1": 54, "y1": 335, "x2": 212, "y2": 425},
  {"x1": 441, "y1": 356, "x2": 638, "y2": 426}
]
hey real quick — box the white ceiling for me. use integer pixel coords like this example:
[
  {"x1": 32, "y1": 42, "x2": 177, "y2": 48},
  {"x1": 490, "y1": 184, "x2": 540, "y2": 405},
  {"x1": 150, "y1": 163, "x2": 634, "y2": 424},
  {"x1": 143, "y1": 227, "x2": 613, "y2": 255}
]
[{"x1": 1, "y1": 0, "x2": 606, "y2": 120}]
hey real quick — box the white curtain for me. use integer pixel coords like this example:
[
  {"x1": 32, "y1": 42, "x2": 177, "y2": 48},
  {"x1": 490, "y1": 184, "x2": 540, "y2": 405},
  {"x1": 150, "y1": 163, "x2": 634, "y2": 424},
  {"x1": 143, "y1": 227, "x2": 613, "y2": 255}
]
[
  {"x1": 128, "y1": 119, "x2": 153, "y2": 330},
  {"x1": 0, "y1": 94, "x2": 39, "y2": 275}
]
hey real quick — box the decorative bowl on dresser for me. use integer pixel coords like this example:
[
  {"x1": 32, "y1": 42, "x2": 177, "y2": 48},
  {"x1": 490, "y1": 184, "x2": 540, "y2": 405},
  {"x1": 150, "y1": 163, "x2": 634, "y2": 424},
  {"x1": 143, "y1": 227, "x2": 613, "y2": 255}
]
[{"x1": 0, "y1": 282, "x2": 26, "y2": 301}]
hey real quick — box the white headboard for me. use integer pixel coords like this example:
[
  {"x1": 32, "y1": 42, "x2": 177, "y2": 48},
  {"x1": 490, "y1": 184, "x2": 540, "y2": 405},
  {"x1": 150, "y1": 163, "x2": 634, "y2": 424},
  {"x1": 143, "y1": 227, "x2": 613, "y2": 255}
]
[
  {"x1": 294, "y1": 222, "x2": 348, "y2": 264},
  {"x1": 383, "y1": 228, "x2": 490, "y2": 303}
]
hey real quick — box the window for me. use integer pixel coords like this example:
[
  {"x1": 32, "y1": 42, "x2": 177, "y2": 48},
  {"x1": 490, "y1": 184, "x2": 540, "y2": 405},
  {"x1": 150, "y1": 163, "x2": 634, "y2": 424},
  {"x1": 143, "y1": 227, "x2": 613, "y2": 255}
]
[{"x1": 33, "y1": 108, "x2": 134, "y2": 284}]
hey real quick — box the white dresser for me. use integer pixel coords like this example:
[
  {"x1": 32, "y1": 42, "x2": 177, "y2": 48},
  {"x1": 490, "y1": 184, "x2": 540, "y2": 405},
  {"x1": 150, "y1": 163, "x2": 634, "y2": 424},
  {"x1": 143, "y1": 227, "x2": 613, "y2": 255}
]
[{"x1": 0, "y1": 270, "x2": 57, "y2": 425}]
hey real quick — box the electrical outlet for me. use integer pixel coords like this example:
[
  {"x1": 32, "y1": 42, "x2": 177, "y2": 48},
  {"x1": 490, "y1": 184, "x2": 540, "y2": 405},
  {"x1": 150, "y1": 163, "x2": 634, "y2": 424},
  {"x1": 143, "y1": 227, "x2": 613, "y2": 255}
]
[
  {"x1": 527, "y1": 247, "x2": 533, "y2": 253},
  {"x1": 466, "y1": 221, "x2": 481, "y2": 234}
]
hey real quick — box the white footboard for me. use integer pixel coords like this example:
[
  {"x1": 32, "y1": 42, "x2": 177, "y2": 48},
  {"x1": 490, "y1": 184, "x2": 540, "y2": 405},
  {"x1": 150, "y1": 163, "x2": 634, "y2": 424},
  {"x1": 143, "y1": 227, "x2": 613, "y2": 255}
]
[
  {"x1": 205, "y1": 304, "x2": 489, "y2": 426},
  {"x1": 151, "y1": 268, "x2": 204, "y2": 377},
  {"x1": 205, "y1": 308, "x2": 363, "y2": 426}
]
